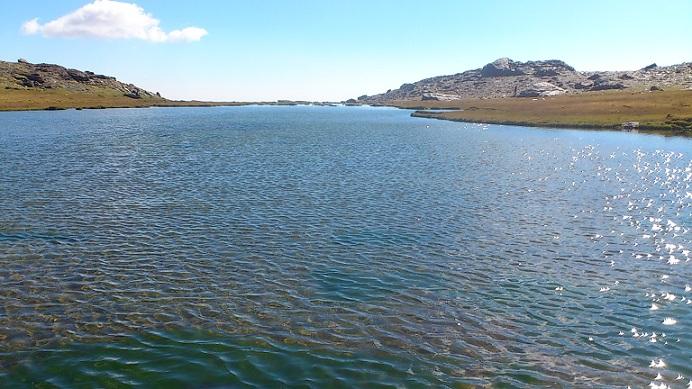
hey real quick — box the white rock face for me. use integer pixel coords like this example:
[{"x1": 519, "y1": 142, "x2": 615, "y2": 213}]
[{"x1": 517, "y1": 82, "x2": 567, "y2": 97}]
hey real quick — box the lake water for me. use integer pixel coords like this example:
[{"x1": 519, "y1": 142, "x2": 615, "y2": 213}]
[{"x1": 0, "y1": 106, "x2": 690, "y2": 387}]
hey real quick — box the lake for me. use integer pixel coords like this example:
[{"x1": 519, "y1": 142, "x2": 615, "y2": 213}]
[{"x1": 0, "y1": 106, "x2": 690, "y2": 387}]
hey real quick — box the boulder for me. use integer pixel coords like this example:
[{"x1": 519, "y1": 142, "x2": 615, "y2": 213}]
[
  {"x1": 641, "y1": 63, "x2": 657, "y2": 71},
  {"x1": 622, "y1": 121, "x2": 639, "y2": 130},
  {"x1": 574, "y1": 80, "x2": 594, "y2": 89},
  {"x1": 421, "y1": 92, "x2": 459, "y2": 101},
  {"x1": 124, "y1": 89, "x2": 142, "y2": 99},
  {"x1": 481, "y1": 57, "x2": 524, "y2": 77},
  {"x1": 17, "y1": 58, "x2": 30, "y2": 64},
  {"x1": 26, "y1": 73, "x2": 45, "y2": 83},
  {"x1": 650, "y1": 85, "x2": 663, "y2": 91},
  {"x1": 67, "y1": 69, "x2": 91, "y2": 82},
  {"x1": 517, "y1": 82, "x2": 566, "y2": 97},
  {"x1": 589, "y1": 80, "x2": 625, "y2": 91},
  {"x1": 399, "y1": 83, "x2": 416, "y2": 92}
]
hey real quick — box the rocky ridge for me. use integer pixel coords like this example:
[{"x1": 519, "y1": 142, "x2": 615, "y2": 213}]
[
  {"x1": 1, "y1": 59, "x2": 161, "y2": 99},
  {"x1": 360, "y1": 57, "x2": 692, "y2": 102}
]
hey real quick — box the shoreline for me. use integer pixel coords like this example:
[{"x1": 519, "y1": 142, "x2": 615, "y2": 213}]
[
  {"x1": 375, "y1": 90, "x2": 692, "y2": 136},
  {"x1": 409, "y1": 110, "x2": 692, "y2": 137},
  {"x1": 2, "y1": 90, "x2": 691, "y2": 137},
  {"x1": 0, "y1": 102, "x2": 249, "y2": 112},
  {"x1": 0, "y1": 101, "x2": 345, "y2": 112}
]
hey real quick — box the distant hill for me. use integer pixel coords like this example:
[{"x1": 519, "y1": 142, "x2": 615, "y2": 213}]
[
  {"x1": 359, "y1": 58, "x2": 692, "y2": 103},
  {"x1": 1, "y1": 58, "x2": 162, "y2": 99},
  {"x1": 0, "y1": 58, "x2": 173, "y2": 110}
]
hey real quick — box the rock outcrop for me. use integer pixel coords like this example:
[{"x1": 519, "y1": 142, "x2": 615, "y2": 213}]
[
  {"x1": 516, "y1": 82, "x2": 567, "y2": 97},
  {"x1": 360, "y1": 58, "x2": 692, "y2": 103},
  {"x1": 481, "y1": 58, "x2": 524, "y2": 77},
  {"x1": 0, "y1": 58, "x2": 160, "y2": 99},
  {"x1": 480, "y1": 57, "x2": 575, "y2": 78}
]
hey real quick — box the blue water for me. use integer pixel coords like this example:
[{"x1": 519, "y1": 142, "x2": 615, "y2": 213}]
[{"x1": 0, "y1": 106, "x2": 690, "y2": 387}]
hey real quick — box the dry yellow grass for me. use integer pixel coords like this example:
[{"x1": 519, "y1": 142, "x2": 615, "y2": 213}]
[
  {"x1": 0, "y1": 86, "x2": 160, "y2": 110},
  {"x1": 386, "y1": 90, "x2": 692, "y2": 134},
  {"x1": 0, "y1": 86, "x2": 245, "y2": 111}
]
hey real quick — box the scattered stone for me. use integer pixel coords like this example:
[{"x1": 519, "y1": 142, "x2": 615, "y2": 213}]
[{"x1": 650, "y1": 85, "x2": 663, "y2": 91}]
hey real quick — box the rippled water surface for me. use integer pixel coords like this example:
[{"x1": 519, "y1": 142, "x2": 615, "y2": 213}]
[{"x1": 1, "y1": 106, "x2": 690, "y2": 387}]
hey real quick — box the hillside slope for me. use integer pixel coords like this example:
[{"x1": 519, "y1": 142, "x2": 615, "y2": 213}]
[
  {"x1": 0, "y1": 58, "x2": 168, "y2": 110},
  {"x1": 360, "y1": 58, "x2": 692, "y2": 103}
]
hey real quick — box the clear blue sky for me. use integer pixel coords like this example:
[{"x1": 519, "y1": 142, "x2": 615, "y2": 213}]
[{"x1": 2, "y1": 0, "x2": 691, "y2": 101}]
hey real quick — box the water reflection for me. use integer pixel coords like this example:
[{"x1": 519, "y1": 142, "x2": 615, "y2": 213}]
[{"x1": 0, "y1": 106, "x2": 690, "y2": 387}]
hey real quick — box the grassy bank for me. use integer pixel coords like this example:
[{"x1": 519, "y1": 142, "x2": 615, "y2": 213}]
[
  {"x1": 385, "y1": 90, "x2": 692, "y2": 135},
  {"x1": 0, "y1": 86, "x2": 247, "y2": 111}
]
